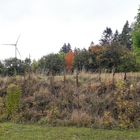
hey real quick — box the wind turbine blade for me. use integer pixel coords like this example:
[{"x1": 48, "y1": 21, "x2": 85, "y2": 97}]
[
  {"x1": 16, "y1": 47, "x2": 21, "y2": 58},
  {"x1": 1, "y1": 44, "x2": 15, "y2": 46},
  {"x1": 16, "y1": 34, "x2": 21, "y2": 45}
]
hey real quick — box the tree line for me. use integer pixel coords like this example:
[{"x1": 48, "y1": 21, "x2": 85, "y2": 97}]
[{"x1": 0, "y1": 7, "x2": 140, "y2": 76}]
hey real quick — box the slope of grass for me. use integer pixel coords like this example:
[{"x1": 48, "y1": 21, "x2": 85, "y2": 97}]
[{"x1": 0, "y1": 123, "x2": 140, "y2": 140}]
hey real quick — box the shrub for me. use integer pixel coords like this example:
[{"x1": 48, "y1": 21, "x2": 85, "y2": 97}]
[
  {"x1": 115, "y1": 81, "x2": 138, "y2": 128},
  {"x1": 47, "y1": 106, "x2": 60, "y2": 125},
  {"x1": 0, "y1": 97, "x2": 5, "y2": 115},
  {"x1": 70, "y1": 110, "x2": 93, "y2": 127},
  {"x1": 6, "y1": 84, "x2": 21, "y2": 118},
  {"x1": 102, "y1": 111, "x2": 115, "y2": 128},
  {"x1": 38, "y1": 117, "x2": 48, "y2": 125},
  {"x1": 0, "y1": 97, "x2": 7, "y2": 122}
]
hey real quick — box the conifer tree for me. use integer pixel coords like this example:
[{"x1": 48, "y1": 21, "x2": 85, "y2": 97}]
[
  {"x1": 120, "y1": 21, "x2": 132, "y2": 50},
  {"x1": 100, "y1": 27, "x2": 113, "y2": 46}
]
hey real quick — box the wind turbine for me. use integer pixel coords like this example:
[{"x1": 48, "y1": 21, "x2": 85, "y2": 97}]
[{"x1": 2, "y1": 35, "x2": 21, "y2": 59}]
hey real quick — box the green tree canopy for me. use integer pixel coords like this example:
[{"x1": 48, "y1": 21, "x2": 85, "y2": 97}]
[
  {"x1": 100, "y1": 27, "x2": 113, "y2": 46},
  {"x1": 60, "y1": 43, "x2": 72, "y2": 53},
  {"x1": 38, "y1": 53, "x2": 64, "y2": 75},
  {"x1": 132, "y1": 6, "x2": 140, "y2": 64}
]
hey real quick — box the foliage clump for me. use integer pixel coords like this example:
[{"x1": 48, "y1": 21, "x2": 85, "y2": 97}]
[
  {"x1": 115, "y1": 81, "x2": 138, "y2": 129},
  {"x1": 102, "y1": 111, "x2": 115, "y2": 129},
  {"x1": 6, "y1": 84, "x2": 21, "y2": 118}
]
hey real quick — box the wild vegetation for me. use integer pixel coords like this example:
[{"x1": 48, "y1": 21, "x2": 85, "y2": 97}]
[
  {"x1": 1, "y1": 6, "x2": 140, "y2": 140},
  {"x1": 0, "y1": 73, "x2": 139, "y2": 129}
]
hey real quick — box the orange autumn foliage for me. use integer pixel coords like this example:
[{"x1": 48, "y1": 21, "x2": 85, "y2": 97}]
[{"x1": 65, "y1": 51, "x2": 75, "y2": 72}]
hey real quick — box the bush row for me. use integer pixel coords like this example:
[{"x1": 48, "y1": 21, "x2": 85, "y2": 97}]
[{"x1": 0, "y1": 74, "x2": 140, "y2": 129}]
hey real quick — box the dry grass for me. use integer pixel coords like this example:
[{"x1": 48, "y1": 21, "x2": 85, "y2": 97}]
[
  {"x1": 70, "y1": 109, "x2": 93, "y2": 127},
  {"x1": 53, "y1": 72, "x2": 140, "y2": 86}
]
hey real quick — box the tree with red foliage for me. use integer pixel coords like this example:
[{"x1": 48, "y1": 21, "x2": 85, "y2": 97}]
[{"x1": 65, "y1": 51, "x2": 75, "y2": 73}]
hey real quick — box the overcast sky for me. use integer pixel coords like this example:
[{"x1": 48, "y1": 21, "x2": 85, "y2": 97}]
[{"x1": 0, "y1": 0, "x2": 139, "y2": 60}]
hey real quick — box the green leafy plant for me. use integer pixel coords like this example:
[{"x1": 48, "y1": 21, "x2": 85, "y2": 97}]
[{"x1": 6, "y1": 84, "x2": 21, "y2": 118}]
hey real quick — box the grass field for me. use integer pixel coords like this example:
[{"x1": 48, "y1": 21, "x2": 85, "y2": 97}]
[{"x1": 0, "y1": 123, "x2": 140, "y2": 140}]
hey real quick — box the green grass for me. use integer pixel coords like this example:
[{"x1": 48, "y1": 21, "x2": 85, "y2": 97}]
[{"x1": 0, "y1": 123, "x2": 140, "y2": 140}]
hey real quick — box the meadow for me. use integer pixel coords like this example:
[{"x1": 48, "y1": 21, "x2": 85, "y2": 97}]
[{"x1": 0, "y1": 123, "x2": 140, "y2": 140}]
